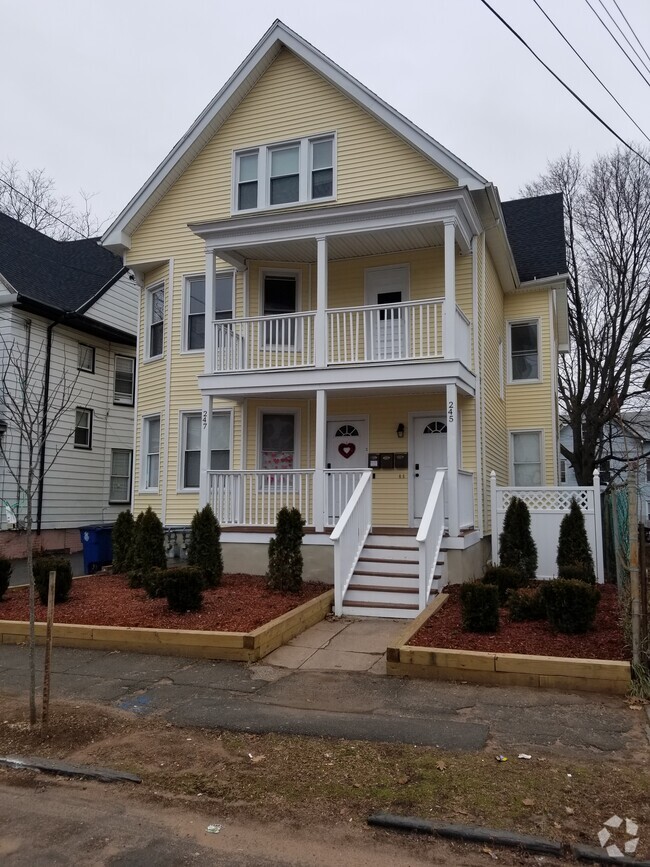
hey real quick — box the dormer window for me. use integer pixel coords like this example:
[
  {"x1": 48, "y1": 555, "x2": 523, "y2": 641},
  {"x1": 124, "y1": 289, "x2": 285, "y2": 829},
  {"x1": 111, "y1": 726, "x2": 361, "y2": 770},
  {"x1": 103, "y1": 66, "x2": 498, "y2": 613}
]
[{"x1": 234, "y1": 134, "x2": 335, "y2": 213}]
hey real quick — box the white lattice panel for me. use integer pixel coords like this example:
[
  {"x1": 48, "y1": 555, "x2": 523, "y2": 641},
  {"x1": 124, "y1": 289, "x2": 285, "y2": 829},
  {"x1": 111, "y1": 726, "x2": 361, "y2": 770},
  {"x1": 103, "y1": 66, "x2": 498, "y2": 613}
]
[{"x1": 497, "y1": 488, "x2": 592, "y2": 513}]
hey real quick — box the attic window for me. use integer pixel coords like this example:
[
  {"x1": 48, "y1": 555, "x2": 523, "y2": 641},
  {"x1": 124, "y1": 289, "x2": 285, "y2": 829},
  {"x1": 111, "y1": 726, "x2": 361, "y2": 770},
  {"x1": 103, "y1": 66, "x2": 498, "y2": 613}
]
[
  {"x1": 77, "y1": 343, "x2": 95, "y2": 373},
  {"x1": 234, "y1": 134, "x2": 335, "y2": 213}
]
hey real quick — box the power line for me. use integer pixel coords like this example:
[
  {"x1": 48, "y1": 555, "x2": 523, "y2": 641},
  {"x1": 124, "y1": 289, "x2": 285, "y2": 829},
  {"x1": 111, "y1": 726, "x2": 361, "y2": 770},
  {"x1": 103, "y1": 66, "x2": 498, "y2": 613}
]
[
  {"x1": 584, "y1": 0, "x2": 650, "y2": 88},
  {"x1": 0, "y1": 175, "x2": 87, "y2": 241},
  {"x1": 477, "y1": 0, "x2": 650, "y2": 170},
  {"x1": 598, "y1": 0, "x2": 650, "y2": 78},
  {"x1": 612, "y1": 0, "x2": 650, "y2": 67},
  {"x1": 532, "y1": 0, "x2": 650, "y2": 146}
]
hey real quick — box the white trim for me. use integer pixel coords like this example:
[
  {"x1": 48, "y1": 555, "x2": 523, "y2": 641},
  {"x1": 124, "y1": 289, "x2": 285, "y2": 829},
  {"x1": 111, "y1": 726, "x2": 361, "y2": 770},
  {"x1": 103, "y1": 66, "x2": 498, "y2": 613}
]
[
  {"x1": 108, "y1": 448, "x2": 133, "y2": 505},
  {"x1": 161, "y1": 259, "x2": 174, "y2": 523},
  {"x1": 131, "y1": 275, "x2": 143, "y2": 506},
  {"x1": 506, "y1": 317, "x2": 542, "y2": 385},
  {"x1": 140, "y1": 413, "x2": 162, "y2": 493},
  {"x1": 144, "y1": 280, "x2": 165, "y2": 362},
  {"x1": 498, "y1": 339, "x2": 504, "y2": 401},
  {"x1": 256, "y1": 406, "x2": 301, "y2": 470},
  {"x1": 181, "y1": 268, "x2": 236, "y2": 354},
  {"x1": 471, "y1": 234, "x2": 484, "y2": 535},
  {"x1": 549, "y1": 291, "x2": 559, "y2": 485},
  {"x1": 177, "y1": 407, "x2": 233, "y2": 493},
  {"x1": 509, "y1": 428, "x2": 545, "y2": 487},
  {"x1": 113, "y1": 353, "x2": 136, "y2": 406}
]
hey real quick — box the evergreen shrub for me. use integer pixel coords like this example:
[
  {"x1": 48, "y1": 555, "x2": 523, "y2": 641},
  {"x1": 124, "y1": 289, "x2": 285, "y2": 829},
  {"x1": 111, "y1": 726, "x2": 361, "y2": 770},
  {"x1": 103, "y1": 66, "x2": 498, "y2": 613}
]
[
  {"x1": 187, "y1": 505, "x2": 223, "y2": 587},
  {"x1": 112, "y1": 510, "x2": 135, "y2": 573},
  {"x1": 0, "y1": 558, "x2": 11, "y2": 601},
  {"x1": 127, "y1": 569, "x2": 146, "y2": 589},
  {"x1": 267, "y1": 507, "x2": 305, "y2": 592},
  {"x1": 541, "y1": 578, "x2": 600, "y2": 634},
  {"x1": 499, "y1": 496, "x2": 538, "y2": 579},
  {"x1": 557, "y1": 498, "x2": 596, "y2": 582},
  {"x1": 482, "y1": 565, "x2": 528, "y2": 603},
  {"x1": 459, "y1": 581, "x2": 500, "y2": 633},
  {"x1": 143, "y1": 567, "x2": 167, "y2": 599},
  {"x1": 132, "y1": 507, "x2": 166, "y2": 573},
  {"x1": 505, "y1": 586, "x2": 546, "y2": 622},
  {"x1": 33, "y1": 557, "x2": 73, "y2": 605},
  {"x1": 164, "y1": 566, "x2": 204, "y2": 613}
]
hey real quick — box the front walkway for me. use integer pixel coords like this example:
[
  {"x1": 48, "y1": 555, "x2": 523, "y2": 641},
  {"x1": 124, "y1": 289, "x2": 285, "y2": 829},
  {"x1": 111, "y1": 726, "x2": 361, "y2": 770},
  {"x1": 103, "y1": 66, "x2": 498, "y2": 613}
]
[{"x1": 263, "y1": 617, "x2": 406, "y2": 675}]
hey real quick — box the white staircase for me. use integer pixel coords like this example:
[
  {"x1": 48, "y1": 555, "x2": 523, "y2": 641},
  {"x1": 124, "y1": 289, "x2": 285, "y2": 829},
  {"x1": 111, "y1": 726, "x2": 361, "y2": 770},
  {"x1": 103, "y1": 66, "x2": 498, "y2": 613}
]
[{"x1": 341, "y1": 533, "x2": 446, "y2": 618}]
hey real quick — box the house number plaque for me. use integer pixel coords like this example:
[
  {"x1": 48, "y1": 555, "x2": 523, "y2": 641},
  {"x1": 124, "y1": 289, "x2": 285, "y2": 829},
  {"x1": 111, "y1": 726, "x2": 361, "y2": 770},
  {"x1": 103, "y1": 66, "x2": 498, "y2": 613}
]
[{"x1": 448, "y1": 401, "x2": 454, "y2": 424}]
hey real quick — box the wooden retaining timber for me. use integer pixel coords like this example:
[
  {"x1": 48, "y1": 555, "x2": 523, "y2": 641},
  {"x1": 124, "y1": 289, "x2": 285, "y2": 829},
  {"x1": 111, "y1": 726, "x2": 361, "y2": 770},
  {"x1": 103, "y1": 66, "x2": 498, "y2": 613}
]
[
  {"x1": 0, "y1": 590, "x2": 334, "y2": 663},
  {"x1": 386, "y1": 594, "x2": 631, "y2": 695}
]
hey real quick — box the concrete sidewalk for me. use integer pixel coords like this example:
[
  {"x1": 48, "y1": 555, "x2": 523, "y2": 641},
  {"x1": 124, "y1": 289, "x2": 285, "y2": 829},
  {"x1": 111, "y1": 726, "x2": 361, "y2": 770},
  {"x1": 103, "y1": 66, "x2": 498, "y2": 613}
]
[{"x1": 1, "y1": 641, "x2": 647, "y2": 758}]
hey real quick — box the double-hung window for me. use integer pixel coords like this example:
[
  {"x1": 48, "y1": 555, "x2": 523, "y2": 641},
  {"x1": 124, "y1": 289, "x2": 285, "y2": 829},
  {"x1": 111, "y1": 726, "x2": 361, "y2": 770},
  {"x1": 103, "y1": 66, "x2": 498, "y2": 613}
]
[
  {"x1": 143, "y1": 415, "x2": 161, "y2": 490},
  {"x1": 78, "y1": 343, "x2": 95, "y2": 373},
  {"x1": 234, "y1": 134, "x2": 335, "y2": 212},
  {"x1": 147, "y1": 283, "x2": 164, "y2": 359},
  {"x1": 185, "y1": 272, "x2": 234, "y2": 351},
  {"x1": 109, "y1": 449, "x2": 132, "y2": 503},
  {"x1": 509, "y1": 320, "x2": 539, "y2": 382},
  {"x1": 181, "y1": 411, "x2": 231, "y2": 489},
  {"x1": 511, "y1": 431, "x2": 542, "y2": 486},
  {"x1": 74, "y1": 408, "x2": 93, "y2": 449},
  {"x1": 113, "y1": 355, "x2": 135, "y2": 405}
]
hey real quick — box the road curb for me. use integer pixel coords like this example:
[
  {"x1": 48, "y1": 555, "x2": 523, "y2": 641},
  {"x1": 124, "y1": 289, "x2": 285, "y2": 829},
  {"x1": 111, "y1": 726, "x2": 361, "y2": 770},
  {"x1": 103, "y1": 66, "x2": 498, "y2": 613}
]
[{"x1": 0, "y1": 754, "x2": 141, "y2": 783}]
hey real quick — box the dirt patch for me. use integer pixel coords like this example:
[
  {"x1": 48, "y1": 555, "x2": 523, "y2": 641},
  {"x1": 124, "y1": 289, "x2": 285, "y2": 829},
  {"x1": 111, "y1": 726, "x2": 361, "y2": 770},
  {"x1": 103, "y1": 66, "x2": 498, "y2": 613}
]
[
  {"x1": 0, "y1": 573, "x2": 328, "y2": 632},
  {"x1": 409, "y1": 584, "x2": 629, "y2": 660}
]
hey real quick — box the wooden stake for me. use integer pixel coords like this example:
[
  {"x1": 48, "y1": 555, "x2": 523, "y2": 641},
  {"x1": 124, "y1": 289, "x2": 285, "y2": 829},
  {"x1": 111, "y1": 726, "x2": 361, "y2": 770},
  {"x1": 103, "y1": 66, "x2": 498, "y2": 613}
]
[{"x1": 41, "y1": 570, "x2": 56, "y2": 732}]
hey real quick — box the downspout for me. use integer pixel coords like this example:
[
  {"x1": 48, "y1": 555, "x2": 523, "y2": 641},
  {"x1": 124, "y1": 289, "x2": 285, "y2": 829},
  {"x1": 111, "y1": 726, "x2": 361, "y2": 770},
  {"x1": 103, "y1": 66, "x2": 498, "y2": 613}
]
[{"x1": 36, "y1": 320, "x2": 57, "y2": 534}]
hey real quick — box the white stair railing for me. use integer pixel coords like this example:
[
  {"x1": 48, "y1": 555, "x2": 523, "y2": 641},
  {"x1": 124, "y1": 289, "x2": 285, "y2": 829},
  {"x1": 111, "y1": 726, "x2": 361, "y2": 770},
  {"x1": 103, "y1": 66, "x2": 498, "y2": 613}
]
[
  {"x1": 325, "y1": 470, "x2": 364, "y2": 526},
  {"x1": 331, "y1": 471, "x2": 372, "y2": 616},
  {"x1": 458, "y1": 469, "x2": 475, "y2": 529},
  {"x1": 416, "y1": 468, "x2": 447, "y2": 611}
]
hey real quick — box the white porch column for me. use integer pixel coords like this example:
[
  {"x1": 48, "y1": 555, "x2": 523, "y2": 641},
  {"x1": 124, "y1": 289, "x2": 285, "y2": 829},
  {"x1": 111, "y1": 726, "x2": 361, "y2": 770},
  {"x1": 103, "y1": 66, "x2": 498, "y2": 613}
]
[
  {"x1": 446, "y1": 383, "x2": 460, "y2": 537},
  {"x1": 444, "y1": 219, "x2": 456, "y2": 359},
  {"x1": 315, "y1": 236, "x2": 328, "y2": 368},
  {"x1": 313, "y1": 389, "x2": 327, "y2": 532},
  {"x1": 204, "y1": 250, "x2": 216, "y2": 374},
  {"x1": 199, "y1": 394, "x2": 213, "y2": 509}
]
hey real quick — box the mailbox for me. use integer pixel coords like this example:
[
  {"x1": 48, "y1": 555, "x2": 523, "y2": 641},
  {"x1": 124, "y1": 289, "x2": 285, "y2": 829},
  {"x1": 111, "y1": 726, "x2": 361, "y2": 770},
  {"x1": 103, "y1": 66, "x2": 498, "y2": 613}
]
[
  {"x1": 379, "y1": 452, "x2": 395, "y2": 470},
  {"x1": 368, "y1": 453, "x2": 380, "y2": 469},
  {"x1": 394, "y1": 452, "x2": 408, "y2": 469}
]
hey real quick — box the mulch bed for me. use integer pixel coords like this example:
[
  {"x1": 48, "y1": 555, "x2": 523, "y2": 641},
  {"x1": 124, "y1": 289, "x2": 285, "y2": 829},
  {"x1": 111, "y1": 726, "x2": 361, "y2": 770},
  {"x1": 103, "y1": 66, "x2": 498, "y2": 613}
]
[
  {"x1": 408, "y1": 583, "x2": 629, "y2": 660},
  {"x1": 0, "y1": 573, "x2": 329, "y2": 633}
]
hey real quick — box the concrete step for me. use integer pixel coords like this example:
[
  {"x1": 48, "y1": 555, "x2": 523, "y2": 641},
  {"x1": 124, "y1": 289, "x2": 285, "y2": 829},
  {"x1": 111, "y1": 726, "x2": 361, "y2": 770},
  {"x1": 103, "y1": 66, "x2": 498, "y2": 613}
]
[
  {"x1": 345, "y1": 588, "x2": 419, "y2": 606},
  {"x1": 361, "y1": 546, "x2": 419, "y2": 563},
  {"x1": 347, "y1": 582, "x2": 419, "y2": 595},
  {"x1": 355, "y1": 558, "x2": 419, "y2": 576},
  {"x1": 341, "y1": 602, "x2": 419, "y2": 618},
  {"x1": 349, "y1": 573, "x2": 419, "y2": 589},
  {"x1": 365, "y1": 534, "x2": 418, "y2": 549}
]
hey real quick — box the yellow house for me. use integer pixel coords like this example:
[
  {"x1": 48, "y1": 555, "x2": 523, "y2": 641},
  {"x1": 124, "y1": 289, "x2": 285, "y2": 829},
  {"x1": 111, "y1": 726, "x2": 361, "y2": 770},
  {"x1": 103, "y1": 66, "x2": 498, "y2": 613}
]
[{"x1": 103, "y1": 20, "x2": 568, "y2": 618}]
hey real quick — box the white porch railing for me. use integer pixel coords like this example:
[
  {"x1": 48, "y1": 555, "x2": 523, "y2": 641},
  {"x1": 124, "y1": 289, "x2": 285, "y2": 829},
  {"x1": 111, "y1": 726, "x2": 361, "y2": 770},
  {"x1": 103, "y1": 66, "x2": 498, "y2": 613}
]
[
  {"x1": 213, "y1": 312, "x2": 315, "y2": 372},
  {"x1": 416, "y1": 468, "x2": 446, "y2": 611},
  {"x1": 327, "y1": 298, "x2": 444, "y2": 365},
  {"x1": 332, "y1": 471, "x2": 373, "y2": 616},
  {"x1": 208, "y1": 470, "x2": 314, "y2": 526},
  {"x1": 325, "y1": 470, "x2": 364, "y2": 527},
  {"x1": 458, "y1": 469, "x2": 475, "y2": 529},
  {"x1": 455, "y1": 306, "x2": 471, "y2": 367}
]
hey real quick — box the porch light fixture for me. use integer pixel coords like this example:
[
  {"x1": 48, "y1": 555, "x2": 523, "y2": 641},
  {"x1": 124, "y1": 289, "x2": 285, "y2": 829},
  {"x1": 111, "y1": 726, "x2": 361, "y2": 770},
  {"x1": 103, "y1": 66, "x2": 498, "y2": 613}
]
[{"x1": 396, "y1": 423, "x2": 405, "y2": 438}]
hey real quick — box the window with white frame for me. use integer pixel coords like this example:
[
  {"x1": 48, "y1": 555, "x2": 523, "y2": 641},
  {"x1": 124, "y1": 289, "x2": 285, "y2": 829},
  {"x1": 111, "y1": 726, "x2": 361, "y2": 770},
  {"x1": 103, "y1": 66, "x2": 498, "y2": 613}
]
[
  {"x1": 511, "y1": 430, "x2": 542, "y2": 485},
  {"x1": 261, "y1": 413, "x2": 295, "y2": 471},
  {"x1": 142, "y1": 415, "x2": 161, "y2": 490},
  {"x1": 509, "y1": 320, "x2": 539, "y2": 382},
  {"x1": 109, "y1": 449, "x2": 132, "y2": 503},
  {"x1": 77, "y1": 343, "x2": 95, "y2": 373},
  {"x1": 498, "y1": 339, "x2": 504, "y2": 400},
  {"x1": 180, "y1": 412, "x2": 231, "y2": 489},
  {"x1": 147, "y1": 283, "x2": 164, "y2": 359},
  {"x1": 74, "y1": 408, "x2": 93, "y2": 449},
  {"x1": 185, "y1": 272, "x2": 234, "y2": 351},
  {"x1": 113, "y1": 355, "x2": 135, "y2": 405},
  {"x1": 234, "y1": 134, "x2": 335, "y2": 212}
]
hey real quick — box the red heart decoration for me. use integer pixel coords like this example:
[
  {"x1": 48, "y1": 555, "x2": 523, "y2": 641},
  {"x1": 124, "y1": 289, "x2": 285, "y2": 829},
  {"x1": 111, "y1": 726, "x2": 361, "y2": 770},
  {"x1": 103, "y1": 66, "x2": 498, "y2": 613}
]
[{"x1": 338, "y1": 442, "x2": 355, "y2": 459}]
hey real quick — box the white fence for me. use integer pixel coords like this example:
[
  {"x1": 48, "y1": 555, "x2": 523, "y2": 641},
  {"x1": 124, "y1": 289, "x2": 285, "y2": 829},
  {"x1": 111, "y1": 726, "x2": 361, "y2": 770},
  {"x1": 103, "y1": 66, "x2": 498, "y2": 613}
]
[{"x1": 490, "y1": 470, "x2": 604, "y2": 582}]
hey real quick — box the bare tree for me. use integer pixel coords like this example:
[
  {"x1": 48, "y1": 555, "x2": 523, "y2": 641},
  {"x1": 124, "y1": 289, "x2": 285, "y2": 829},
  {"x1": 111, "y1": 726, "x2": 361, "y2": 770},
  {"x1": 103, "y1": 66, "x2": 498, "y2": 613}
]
[
  {"x1": 523, "y1": 148, "x2": 650, "y2": 484},
  {"x1": 0, "y1": 333, "x2": 84, "y2": 726},
  {"x1": 0, "y1": 159, "x2": 106, "y2": 240}
]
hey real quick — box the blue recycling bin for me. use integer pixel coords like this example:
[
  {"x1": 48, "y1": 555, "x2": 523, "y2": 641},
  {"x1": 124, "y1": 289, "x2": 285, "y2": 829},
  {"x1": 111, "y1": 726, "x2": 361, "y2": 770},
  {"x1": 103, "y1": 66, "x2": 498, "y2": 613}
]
[{"x1": 79, "y1": 524, "x2": 113, "y2": 574}]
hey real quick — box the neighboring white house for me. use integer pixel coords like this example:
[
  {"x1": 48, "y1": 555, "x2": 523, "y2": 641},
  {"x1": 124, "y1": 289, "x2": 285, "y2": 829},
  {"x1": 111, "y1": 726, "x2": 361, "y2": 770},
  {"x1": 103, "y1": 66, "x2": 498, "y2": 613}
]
[{"x1": 0, "y1": 212, "x2": 137, "y2": 557}]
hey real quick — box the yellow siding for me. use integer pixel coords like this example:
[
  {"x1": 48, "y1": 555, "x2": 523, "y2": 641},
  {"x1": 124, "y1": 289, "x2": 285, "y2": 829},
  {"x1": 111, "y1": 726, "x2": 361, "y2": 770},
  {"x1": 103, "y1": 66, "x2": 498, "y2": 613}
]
[
  {"x1": 127, "y1": 49, "x2": 453, "y2": 268},
  {"x1": 504, "y1": 290, "x2": 555, "y2": 485}
]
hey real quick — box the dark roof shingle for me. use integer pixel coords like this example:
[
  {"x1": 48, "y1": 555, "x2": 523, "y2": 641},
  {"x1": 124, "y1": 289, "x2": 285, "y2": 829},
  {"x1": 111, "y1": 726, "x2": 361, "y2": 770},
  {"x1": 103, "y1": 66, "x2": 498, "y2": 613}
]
[{"x1": 501, "y1": 192, "x2": 567, "y2": 283}]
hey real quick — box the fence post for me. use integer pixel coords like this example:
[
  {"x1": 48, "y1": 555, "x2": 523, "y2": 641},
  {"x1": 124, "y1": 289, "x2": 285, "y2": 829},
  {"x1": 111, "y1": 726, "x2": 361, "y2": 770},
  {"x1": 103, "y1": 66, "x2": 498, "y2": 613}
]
[
  {"x1": 490, "y1": 471, "x2": 498, "y2": 564},
  {"x1": 41, "y1": 570, "x2": 56, "y2": 732},
  {"x1": 592, "y1": 468, "x2": 604, "y2": 584}
]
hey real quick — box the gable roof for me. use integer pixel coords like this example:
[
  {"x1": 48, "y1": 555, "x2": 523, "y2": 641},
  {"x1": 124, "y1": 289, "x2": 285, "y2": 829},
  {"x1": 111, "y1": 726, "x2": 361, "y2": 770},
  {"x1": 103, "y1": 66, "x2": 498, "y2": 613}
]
[
  {"x1": 0, "y1": 211, "x2": 125, "y2": 314},
  {"x1": 102, "y1": 19, "x2": 488, "y2": 254},
  {"x1": 501, "y1": 193, "x2": 567, "y2": 283}
]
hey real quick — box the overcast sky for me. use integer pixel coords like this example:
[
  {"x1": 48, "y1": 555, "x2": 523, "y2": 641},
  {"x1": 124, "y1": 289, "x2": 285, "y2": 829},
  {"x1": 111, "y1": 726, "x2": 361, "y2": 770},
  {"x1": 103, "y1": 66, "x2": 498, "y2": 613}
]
[{"x1": 3, "y1": 0, "x2": 650, "y2": 228}]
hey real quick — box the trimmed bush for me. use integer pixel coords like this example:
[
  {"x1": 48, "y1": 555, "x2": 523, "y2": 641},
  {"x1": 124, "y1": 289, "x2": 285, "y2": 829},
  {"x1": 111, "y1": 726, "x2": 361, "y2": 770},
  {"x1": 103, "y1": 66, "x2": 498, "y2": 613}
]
[
  {"x1": 499, "y1": 496, "x2": 538, "y2": 579},
  {"x1": 482, "y1": 565, "x2": 528, "y2": 604},
  {"x1": 187, "y1": 505, "x2": 223, "y2": 588},
  {"x1": 132, "y1": 507, "x2": 166, "y2": 573},
  {"x1": 143, "y1": 567, "x2": 167, "y2": 599},
  {"x1": 558, "y1": 561, "x2": 596, "y2": 585},
  {"x1": 33, "y1": 557, "x2": 73, "y2": 605},
  {"x1": 0, "y1": 558, "x2": 11, "y2": 601},
  {"x1": 460, "y1": 581, "x2": 500, "y2": 633},
  {"x1": 127, "y1": 569, "x2": 146, "y2": 589},
  {"x1": 557, "y1": 498, "x2": 595, "y2": 582},
  {"x1": 506, "y1": 586, "x2": 546, "y2": 622},
  {"x1": 541, "y1": 578, "x2": 600, "y2": 634},
  {"x1": 267, "y1": 507, "x2": 305, "y2": 592},
  {"x1": 164, "y1": 566, "x2": 204, "y2": 613},
  {"x1": 112, "y1": 510, "x2": 135, "y2": 573}
]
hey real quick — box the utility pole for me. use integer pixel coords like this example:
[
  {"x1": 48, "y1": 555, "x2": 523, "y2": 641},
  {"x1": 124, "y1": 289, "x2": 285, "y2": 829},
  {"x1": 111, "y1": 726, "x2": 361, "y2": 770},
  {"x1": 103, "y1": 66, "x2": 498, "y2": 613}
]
[{"x1": 628, "y1": 461, "x2": 641, "y2": 667}]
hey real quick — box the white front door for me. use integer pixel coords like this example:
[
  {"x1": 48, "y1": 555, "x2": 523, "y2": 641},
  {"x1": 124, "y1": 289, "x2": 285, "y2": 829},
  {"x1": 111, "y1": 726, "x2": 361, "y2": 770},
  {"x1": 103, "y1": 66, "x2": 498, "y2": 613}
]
[
  {"x1": 325, "y1": 419, "x2": 368, "y2": 524},
  {"x1": 413, "y1": 416, "x2": 448, "y2": 522},
  {"x1": 364, "y1": 265, "x2": 409, "y2": 360}
]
